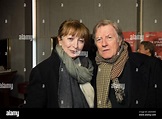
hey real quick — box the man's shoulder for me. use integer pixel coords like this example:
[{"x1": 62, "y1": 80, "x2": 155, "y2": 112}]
[
  {"x1": 129, "y1": 52, "x2": 162, "y2": 68},
  {"x1": 128, "y1": 52, "x2": 149, "y2": 65}
]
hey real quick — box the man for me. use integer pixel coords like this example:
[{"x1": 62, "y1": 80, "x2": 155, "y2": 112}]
[
  {"x1": 92, "y1": 19, "x2": 162, "y2": 108},
  {"x1": 137, "y1": 41, "x2": 155, "y2": 57}
]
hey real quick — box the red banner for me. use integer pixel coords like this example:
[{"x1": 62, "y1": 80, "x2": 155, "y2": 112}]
[{"x1": 123, "y1": 32, "x2": 140, "y2": 52}]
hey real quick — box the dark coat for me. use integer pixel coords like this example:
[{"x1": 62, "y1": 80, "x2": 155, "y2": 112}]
[
  {"x1": 92, "y1": 52, "x2": 162, "y2": 108},
  {"x1": 23, "y1": 49, "x2": 60, "y2": 108},
  {"x1": 23, "y1": 49, "x2": 89, "y2": 108}
]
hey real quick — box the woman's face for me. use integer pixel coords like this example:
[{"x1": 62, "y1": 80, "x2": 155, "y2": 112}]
[
  {"x1": 94, "y1": 24, "x2": 121, "y2": 59},
  {"x1": 58, "y1": 34, "x2": 85, "y2": 58}
]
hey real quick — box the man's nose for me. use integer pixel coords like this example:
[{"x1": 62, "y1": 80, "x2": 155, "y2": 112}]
[{"x1": 102, "y1": 39, "x2": 107, "y2": 47}]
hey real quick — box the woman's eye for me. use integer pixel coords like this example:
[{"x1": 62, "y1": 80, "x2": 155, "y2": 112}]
[
  {"x1": 79, "y1": 40, "x2": 84, "y2": 43},
  {"x1": 78, "y1": 38, "x2": 85, "y2": 43},
  {"x1": 68, "y1": 38, "x2": 73, "y2": 41}
]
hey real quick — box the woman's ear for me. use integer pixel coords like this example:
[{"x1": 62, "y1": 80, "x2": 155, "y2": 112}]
[
  {"x1": 57, "y1": 36, "x2": 61, "y2": 41},
  {"x1": 57, "y1": 36, "x2": 62, "y2": 46}
]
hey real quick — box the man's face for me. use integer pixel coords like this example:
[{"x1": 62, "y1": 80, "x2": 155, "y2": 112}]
[
  {"x1": 94, "y1": 24, "x2": 121, "y2": 59},
  {"x1": 137, "y1": 44, "x2": 150, "y2": 56}
]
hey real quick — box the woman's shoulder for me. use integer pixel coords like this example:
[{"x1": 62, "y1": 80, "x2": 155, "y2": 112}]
[{"x1": 32, "y1": 50, "x2": 60, "y2": 72}]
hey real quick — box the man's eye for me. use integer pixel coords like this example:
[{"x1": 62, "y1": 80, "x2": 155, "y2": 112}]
[
  {"x1": 106, "y1": 36, "x2": 113, "y2": 40},
  {"x1": 96, "y1": 38, "x2": 102, "y2": 42},
  {"x1": 106, "y1": 36, "x2": 112, "y2": 39}
]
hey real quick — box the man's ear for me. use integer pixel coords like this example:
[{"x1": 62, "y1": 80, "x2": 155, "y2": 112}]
[
  {"x1": 118, "y1": 38, "x2": 122, "y2": 46},
  {"x1": 146, "y1": 49, "x2": 150, "y2": 53}
]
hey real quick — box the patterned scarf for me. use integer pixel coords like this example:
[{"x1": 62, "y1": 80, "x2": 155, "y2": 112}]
[{"x1": 95, "y1": 42, "x2": 128, "y2": 108}]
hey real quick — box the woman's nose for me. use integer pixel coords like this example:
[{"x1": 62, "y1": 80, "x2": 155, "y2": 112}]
[{"x1": 72, "y1": 40, "x2": 78, "y2": 48}]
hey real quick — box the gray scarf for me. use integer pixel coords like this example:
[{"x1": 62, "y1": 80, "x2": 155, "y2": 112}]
[
  {"x1": 56, "y1": 44, "x2": 94, "y2": 84},
  {"x1": 56, "y1": 44, "x2": 94, "y2": 108}
]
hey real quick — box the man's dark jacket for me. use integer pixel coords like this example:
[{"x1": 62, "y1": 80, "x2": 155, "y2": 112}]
[{"x1": 92, "y1": 52, "x2": 162, "y2": 108}]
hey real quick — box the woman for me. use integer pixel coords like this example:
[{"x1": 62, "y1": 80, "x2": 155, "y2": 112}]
[
  {"x1": 23, "y1": 20, "x2": 94, "y2": 108},
  {"x1": 92, "y1": 19, "x2": 162, "y2": 108}
]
